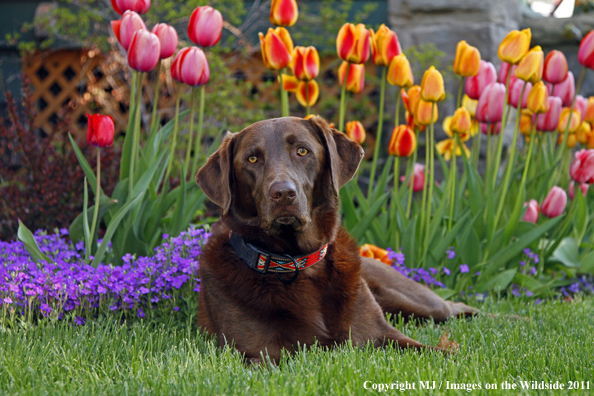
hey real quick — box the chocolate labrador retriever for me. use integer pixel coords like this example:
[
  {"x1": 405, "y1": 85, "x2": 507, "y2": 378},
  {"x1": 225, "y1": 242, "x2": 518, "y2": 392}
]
[{"x1": 195, "y1": 116, "x2": 476, "y2": 363}]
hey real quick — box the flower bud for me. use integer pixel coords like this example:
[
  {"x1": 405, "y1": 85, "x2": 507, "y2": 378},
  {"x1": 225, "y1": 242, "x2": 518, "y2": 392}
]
[
  {"x1": 388, "y1": 125, "x2": 417, "y2": 157},
  {"x1": 420, "y1": 66, "x2": 445, "y2": 102},
  {"x1": 415, "y1": 99, "x2": 438, "y2": 126},
  {"x1": 547, "y1": 71, "x2": 575, "y2": 107},
  {"x1": 543, "y1": 50, "x2": 568, "y2": 85},
  {"x1": 541, "y1": 186, "x2": 567, "y2": 218},
  {"x1": 450, "y1": 107, "x2": 472, "y2": 135},
  {"x1": 578, "y1": 30, "x2": 594, "y2": 70},
  {"x1": 112, "y1": 10, "x2": 146, "y2": 51},
  {"x1": 346, "y1": 121, "x2": 366, "y2": 144},
  {"x1": 115, "y1": 0, "x2": 150, "y2": 15},
  {"x1": 585, "y1": 97, "x2": 594, "y2": 123},
  {"x1": 292, "y1": 46, "x2": 319, "y2": 81},
  {"x1": 498, "y1": 28, "x2": 531, "y2": 65},
  {"x1": 387, "y1": 54, "x2": 414, "y2": 88},
  {"x1": 527, "y1": 81, "x2": 550, "y2": 114},
  {"x1": 370, "y1": 24, "x2": 401, "y2": 66},
  {"x1": 465, "y1": 60, "x2": 497, "y2": 100},
  {"x1": 188, "y1": 6, "x2": 223, "y2": 47},
  {"x1": 514, "y1": 46, "x2": 544, "y2": 84},
  {"x1": 536, "y1": 96, "x2": 562, "y2": 132},
  {"x1": 508, "y1": 79, "x2": 532, "y2": 109},
  {"x1": 558, "y1": 108, "x2": 581, "y2": 134},
  {"x1": 575, "y1": 95, "x2": 589, "y2": 122},
  {"x1": 270, "y1": 0, "x2": 298, "y2": 27},
  {"x1": 400, "y1": 163, "x2": 425, "y2": 192},
  {"x1": 453, "y1": 40, "x2": 481, "y2": 77},
  {"x1": 476, "y1": 82, "x2": 505, "y2": 123},
  {"x1": 127, "y1": 29, "x2": 160, "y2": 72},
  {"x1": 522, "y1": 199, "x2": 539, "y2": 223},
  {"x1": 338, "y1": 62, "x2": 365, "y2": 94},
  {"x1": 259, "y1": 27, "x2": 293, "y2": 70},
  {"x1": 295, "y1": 79, "x2": 319, "y2": 107},
  {"x1": 569, "y1": 149, "x2": 594, "y2": 184},
  {"x1": 336, "y1": 23, "x2": 370, "y2": 64},
  {"x1": 462, "y1": 95, "x2": 478, "y2": 118},
  {"x1": 86, "y1": 114, "x2": 115, "y2": 148},
  {"x1": 152, "y1": 23, "x2": 178, "y2": 59},
  {"x1": 576, "y1": 122, "x2": 592, "y2": 145}
]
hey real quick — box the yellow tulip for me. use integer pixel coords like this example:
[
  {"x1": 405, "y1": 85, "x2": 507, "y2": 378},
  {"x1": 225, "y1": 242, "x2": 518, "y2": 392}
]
[
  {"x1": 576, "y1": 121, "x2": 592, "y2": 144},
  {"x1": 558, "y1": 108, "x2": 581, "y2": 134},
  {"x1": 420, "y1": 66, "x2": 445, "y2": 102},
  {"x1": 336, "y1": 23, "x2": 370, "y2": 64},
  {"x1": 462, "y1": 94, "x2": 478, "y2": 118},
  {"x1": 346, "y1": 121, "x2": 366, "y2": 144},
  {"x1": 436, "y1": 139, "x2": 470, "y2": 161},
  {"x1": 498, "y1": 28, "x2": 531, "y2": 65},
  {"x1": 515, "y1": 46, "x2": 544, "y2": 84},
  {"x1": 520, "y1": 109, "x2": 534, "y2": 136},
  {"x1": 387, "y1": 54, "x2": 414, "y2": 88},
  {"x1": 259, "y1": 27, "x2": 294, "y2": 70},
  {"x1": 415, "y1": 98, "x2": 438, "y2": 125},
  {"x1": 369, "y1": 24, "x2": 401, "y2": 66},
  {"x1": 450, "y1": 107, "x2": 472, "y2": 135},
  {"x1": 453, "y1": 40, "x2": 481, "y2": 77}
]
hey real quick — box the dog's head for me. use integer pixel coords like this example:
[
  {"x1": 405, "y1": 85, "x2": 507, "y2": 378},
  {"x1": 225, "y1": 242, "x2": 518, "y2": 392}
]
[{"x1": 196, "y1": 116, "x2": 363, "y2": 245}]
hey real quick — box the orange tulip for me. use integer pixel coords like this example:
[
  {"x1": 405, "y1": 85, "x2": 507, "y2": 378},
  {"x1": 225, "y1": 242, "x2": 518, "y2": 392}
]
[
  {"x1": 358, "y1": 244, "x2": 392, "y2": 265},
  {"x1": 588, "y1": 128, "x2": 594, "y2": 149},
  {"x1": 270, "y1": 0, "x2": 298, "y2": 27},
  {"x1": 369, "y1": 24, "x2": 401, "y2": 66},
  {"x1": 462, "y1": 95, "x2": 478, "y2": 118},
  {"x1": 259, "y1": 27, "x2": 293, "y2": 70},
  {"x1": 585, "y1": 97, "x2": 594, "y2": 123},
  {"x1": 415, "y1": 99, "x2": 438, "y2": 126},
  {"x1": 346, "y1": 121, "x2": 366, "y2": 144},
  {"x1": 443, "y1": 116, "x2": 470, "y2": 142},
  {"x1": 336, "y1": 23, "x2": 370, "y2": 64},
  {"x1": 281, "y1": 74, "x2": 299, "y2": 91},
  {"x1": 558, "y1": 132, "x2": 578, "y2": 148},
  {"x1": 407, "y1": 86, "x2": 421, "y2": 118},
  {"x1": 292, "y1": 46, "x2": 319, "y2": 81},
  {"x1": 519, "y1": 109, "x2": 534, "y2": 136},
  {"x1": 576, "y1": 121, "x2": 592, "y2": 144},
  {"x1": 420, "y1": 66, "x2": 445, "y2": 102},
  {"x1": 436, "y1": 139, "x2": 470, "y2": 161},
  {"x1": 282, "y1": 75, "x2": 319, "y2": 107},
  {"x1": 387, "y1": 54, "x2": 414, "y2": 88},
  {"x1": 527, "y1": 81, "x2": 549, "y2": 114},
  {"x1": 515, "y1": 46, "x2": 544, "y2": 84},
  {"x1": 453, "y1": 40, "x2": 481, "y2": 77},
  {"x1": 388, "y1": 125, "x2": 417, "y2": 157},
  {"x1": 498, "y1": 28, "x2": 531, "y2": 65},
  {"x1": 450, "y1": 107, "x2": 472, "y2": 134},
  {"x1": 558, "y1": 108, "x2": 581, "y2": 134},
  {"x1": 338, "y1": 61, "x2": 365, "y2": 94}
]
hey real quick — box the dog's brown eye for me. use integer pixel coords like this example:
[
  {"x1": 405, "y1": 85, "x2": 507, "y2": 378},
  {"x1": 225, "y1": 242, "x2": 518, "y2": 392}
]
[
  {"x1": 297, "y1": 148, "x2": 309, "y2": 156},
  {"x1": 248, "y1": 156, "x2": 258, "y2": 163}
]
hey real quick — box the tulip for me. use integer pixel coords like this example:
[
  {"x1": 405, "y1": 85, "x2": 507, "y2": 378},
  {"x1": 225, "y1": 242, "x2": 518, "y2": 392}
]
[
  {"x1": 558, "y1": 108, "x2": 581, "y2": 134},
  {"x1": 578, "y1": 30, "x2": 594, "y2": 69},
  {"x1": 295, "y1": 79, "x2": 319, "y2": 107},
  {"x1": 522, "y1": 199, "x2": 539, "y2": 223},
  {"x1": 400, "y1": 163, "x2": 425, "y2": 192},
  {"x1": 476, "y1": 82, "x2": 505, "y2": 123},
  {"x1": 346, "y1": 121, "x2": 366, "y2": 144},
  {"x1": 577, "y1": 121, "x2": 592, "y2": 145},
  {"x1": 541, "y1": 186, "x2": 567, "y2": 218},
  {"x1": 407, "y1": 86, "x2": 421, "y2": 118},
  {"x1": 450, "y1": 107, "x2": 472, "y2": 134},
  {"x1": 115, "y1": 0, "x2": 150, "y2": 15},
  {"x1": 508, "y1": 79, "x2": 532, "y2": 109},
  {"x1": 465, "y1": 60, "x2": 497, "y2": 100},
  {"x1": 527, "y1": 81, "x2": 550, "y2": 114},
  {"x1": 336, "y1": 23, "x2": 370, "y2": 64},
  {"x1": 152, "y1": 24, "x2": 178, "y2": 59},
  {"x1": 558, "y1": 132, "x2": 578, "y2": 148},
  {"x1": 280, "y1": 74, "x2": 299, "y2": 92},
  {"x1": 569, "y1": 181, "x2": 590, "y2": 199},
  {"x1": 175, "y1": 47, "x2": 210, "y2": 87},
  {"x1": 338, "y1": 61, "x2": 365, "y2": 94},
  {"x1": 436, "y1": 138, "x2": 470, "y2": 161},
  {"x1": 543, "y1": 50, "x2": 568, "y2": 85},
  {"x1": 536, "y1": 96, "x2": 562, "y2": 132},
  {"x1": 547, "y1": 71, "x2": 575, "y2": 107},
  {"x1": 270, "y1": 0, "x2": 298, "y2": 27},
  {"x1": 388, "y1": 125, "x2": 416, "y2": 157},
  {"x1": 369, "y1": 24, "x2": 401, "y2": 66},
  {"x1": 127, "y1": 29, "x2": 160, "y2": 72},
  {"x1": 520, "y1": 109, "x2": 534, "y2": 136},
  {"x1": 462, "y1": 95, "x2": 477, "y2": 118},
  {"x1": 420, "y1": 66, "x2": 445, "y2": 102},
  {"x1": 111, "y1": 10, "x2": 146, "y2": 51},
  {"x1": 443, "y1": 116, "x2": 470, "y2": 142},
  {"x1": 359, "y1": 244, "x2": 374, "y2": 259},
  {"x1": 498, "y1": 28, "x2": 531, "y2": 65},
  {"x1": 453, "y1": 40, "x2": 481, "y2": 77},
  {"x1": 259, "y1": 27, "x2": 293, "y2": 70},
  {"x1": 292, "y1": 46, "x2": 319, "y2": 81},
  {"x1": 498, "y1": 61, "x2": 517, "y2": 84},
  {"x1": 170, "y1": 50, "x2": 183, "y2": 82},
  {"x1": 188, "y1": 6, "x2": 224, "y2": 48},
  {"x1": 415, "y1": 99, "x2": 438, "y2": 126},
  {"x1": 514, "y1": 46, "x2": 544, "y2": 84},
  {"x1": 359, "y1": 244, "x2": 392, "y2": 265},
  {"x1": 480, "y1": 122, "x2": 501, "y2": 135},
  {"x1": 585, "y1": 97, "x2": 594, "y2": 123},
  {"x1": 86, "y1": 114, "x2": 115, "y2": 148},
  {"x1": 387, "y1": 54, "x2": 414, "y2": 88},
  {"x1": 569, "y1": 149, "x2": 594, "y2": 183},
  {"x1": 575, "y1": 95, "x2": 588, "y2": 122}
]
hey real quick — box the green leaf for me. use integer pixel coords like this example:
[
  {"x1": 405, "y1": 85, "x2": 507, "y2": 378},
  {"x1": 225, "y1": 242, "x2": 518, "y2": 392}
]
[
  {"x1": 83, "y1": 179, "x2": 91, "y2": 259},
  {"x1": 169, "y1": 162, "x2": 187, "y2": 237},
  {"x1": 68, "y1": 133, "x2": 104, "y2": 198},
  {"x1": 580, "y1": 251, "x2": 594, "y2": 273},
  {"x1": 371, "y1": 156, "x2": 394, "y2": 204},
  {"x1": 401, "y1": 215, "x2": 417, "y2": 264},
  {"x1": 550, "y1": 237, "x2": 581, "y2": 268},
  {"x1": 17, "y1": 220, "x2": 54, "y2": 264},
  {"x1": 69, "y1": 196, "x2": 117, "y2": 244},
  {"x1": 350, "y1": 192, "x2": 390, "y2": 241},
  {"x1": 433, "y1": 288, "x2": 456, "y2": 300},
  {"x1": 426, "y1": 212, "x2": 470, "y2": 267},
  {"x1": 502, "y1": 183, "x2": 526, "y2": 246},
  {"x1": 573, "y1": 186, "x2": 588, "y2": 244},
  {"x1": 476, "y1": 269, "x2": 517, "y2": 293},
  {"x1": 512, "y1": 273, "x2": 545, "y2": 292}
]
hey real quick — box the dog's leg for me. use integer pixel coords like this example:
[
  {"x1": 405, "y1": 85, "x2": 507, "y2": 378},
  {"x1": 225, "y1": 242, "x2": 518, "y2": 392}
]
[{"x1": 360, "y1": 257, "x2": 478, "y2": 322}]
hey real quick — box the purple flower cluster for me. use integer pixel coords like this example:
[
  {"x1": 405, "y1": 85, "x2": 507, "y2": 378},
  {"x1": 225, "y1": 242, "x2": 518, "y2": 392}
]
[
  {"x1": 0, "y1": 228, "x2": 209, "y2": 324},
  {"x1": 386, "y1": 248, "x2": 445, "y2": 288}
]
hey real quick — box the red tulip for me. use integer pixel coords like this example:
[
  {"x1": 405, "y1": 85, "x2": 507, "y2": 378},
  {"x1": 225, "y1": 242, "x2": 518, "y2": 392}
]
[
  {"x1": 388, "y1": 125, "x2": 417, "y2": 157},
  {"x1": 170, "y1": 50, "x2": 183, "y2": 82},
  {"x1": 292, "y1": 46, "x2": 319, "y2": 81},
  {"x1": 369, "y1": 24, "x2": 401, "y2": 66},
  {"x1": 188, "y1": 6, "x2": 223, "y2": 48},
  {"x1": 575, "y1": 95, "x2": 589, "y2": 122},
  {"x1": 522, "y1": 199, "x2": 539, "y2": 223},
  {"x1": 338, "y1": 61, "x2": 365, "y2": 94},
  {"x1": 400, "y1": 163, "x2": 425, "y2": 192},
  {"x1": 115, "y1": 0, "x2": 150, "y2": 15},
  {"x1": 336, "y1": 23, "x2": 370, "y2": 64},
  {"x1": 569, "y1": 181, "x2": 590, "y2": 199},
  {"x1": 465, "y1": 60, "x2": 497, "y2": 100},
  {"x1": 578, "y1": 30, "x2": 594, "y2": 69},
  {"x1": 127, "y1": 29, "x2": 160, "y2": 72},
  {"x1": 536, "y1": 96, "x2": 562, "y2": 132},
  {"x1": 86, "y1": 114, "x2": 115, "y2": 148},
  {"x1": 547, "y1": 71, "x2": 575, "y2": 107},
  {"x1": 543, "y1": 50, "x2": 568, "y2": 85},
  {"x1": 476, "y1": 82, "x2": 505, "y2": 123},
  {"x1": 259, "y1": 27, "x2": 293, "y2": 70},
  {"x1": 111, "y1": 0, "x2": 123, "y2": 15},
  {"x1": 480, "y1": 122, "x2": 501, "y2": 135},
  {"x1": 270, "y1": 0, "x2": 298, "y2": 27},
  {"x1": 172, "y1": 47, "x2": 210, "y2": 87},
  {"x1": 569, "y1": 149, "x2": 594, "y2": 184},
  {"x1": 152, "y1": 24, "x2": 178, "y2": 59},
  {"x1": 508, "y1": 79, "x2": 532, "y2": 109},
  {"x1": 541, "y1": 186, "x2": 567, "y2": 218},
  {"x1": 111, "y1": 10, "x2": 146, "y2": 51}
]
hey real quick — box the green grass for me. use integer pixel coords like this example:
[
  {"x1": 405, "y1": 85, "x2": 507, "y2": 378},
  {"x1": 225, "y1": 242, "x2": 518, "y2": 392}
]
[{"x1": 1, "y1": 297, "x2": 593, "y2": 395}]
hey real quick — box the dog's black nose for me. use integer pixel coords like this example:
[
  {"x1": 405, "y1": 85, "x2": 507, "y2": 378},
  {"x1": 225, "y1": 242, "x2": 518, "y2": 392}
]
[{"x1": 269, "y1": 181, "x2": 297, "y2": 204}]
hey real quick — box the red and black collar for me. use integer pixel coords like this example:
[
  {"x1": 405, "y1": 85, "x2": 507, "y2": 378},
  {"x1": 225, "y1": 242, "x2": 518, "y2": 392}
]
[{"x1": 228, "y1": 232, "x2": 328, "y2": 283}]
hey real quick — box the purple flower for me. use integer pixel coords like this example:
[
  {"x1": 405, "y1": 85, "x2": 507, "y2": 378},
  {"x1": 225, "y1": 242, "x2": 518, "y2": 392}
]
[
  {"x1": 475, "y1": 271, "x2": 480, "y2": 276},
  {"x1": 3, "y1": 297, "x2": 12, "y2": 304},
  {"x1": 138, "y1": 309, "x2": 145, "y2": 318},
  {"x1": 535, "y1": 298, "x2": 543, "y2": 305},
  {"x1": 530, "y1": 267, "x2": 537, "y2": 275},
  {"x1": 173, "y1": 306, "x2": 179, "y2": 312},
  {"x1": 446, "y1": 247, "x2": 455, "y2": 259},
  {"x1": 74, "y1": 316, "x2": 86, "y2": 325},
  {"x1": 443, "y1": 267, "x2": 451, "y2": 276},
  {"x1": 460, "y1": 264, "x2": 469, "y2": 273}
]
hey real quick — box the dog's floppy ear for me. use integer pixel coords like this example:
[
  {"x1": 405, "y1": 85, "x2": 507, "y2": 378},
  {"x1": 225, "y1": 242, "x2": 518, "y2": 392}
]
[
  {"x1": 308, "y1": 116, "x2": 364, "y2": 195},
  {"x1": 196, "y1": 131, "x2": 235, "y2": 215}
]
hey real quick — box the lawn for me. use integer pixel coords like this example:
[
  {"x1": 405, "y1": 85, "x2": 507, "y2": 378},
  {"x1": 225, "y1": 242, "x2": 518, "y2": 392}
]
[{"x1": 1, "y1": 297, "x2": 592, "y2": 395}]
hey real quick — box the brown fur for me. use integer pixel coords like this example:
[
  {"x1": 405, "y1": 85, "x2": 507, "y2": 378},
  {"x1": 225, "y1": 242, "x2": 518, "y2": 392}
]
[{"x1": 196, "y1": 116, "x2": 476, "y2": 364}]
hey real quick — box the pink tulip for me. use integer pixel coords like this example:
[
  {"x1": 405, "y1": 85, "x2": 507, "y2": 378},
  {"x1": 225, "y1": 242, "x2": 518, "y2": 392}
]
[
  {"x1": 575, "y1": 95, "x2": 588, "y2": 122},
  {"x1": 188, "y1": 6, "x2": 223, "y2": 48},
  {"x1": 115, "y1": 0, "x2": 150, "y2": 14},
  {"x1": 400, "y1": 163, "x2": 425, "y2": 192},
  {"x1": 480, "y1": 122, "x2": 501, "y2": 135},
  {"x1": 508, "y1": 79, "x2": 532, "y2": 109},
  {"x1": 541, "y1": 186, "x2": 567, "y2": 218},
  {"x1": 172, "y1": 47, "x2": 210, "y2": 87},
  {"x1": 547, "y1": 71, "x2": 575, "y2": 107},
  {"x1": 465, "y1": 60, "x2": 497, "y2": 100},
  {"x1": 522, "y1": 199, "x2": 539, "y2": 223},
  {"x1": 152, "y1": 23, "x2": 178, "y2": 59},
  {"x1": 578, "y1": 30, "x2": 594, "y2": 70},
  {"x1": 536, "y1": 96, "x2": 562, "y2": 132},
  {"x1": 111, "y1": 0, "x2": 123, "y2": 15},
  {"x1": 476, "y1": 82, "x2": 505, "y2": 123},
  {"x1": 498, "y1": 61, "x2": 517, "y2": 84},
  {"x1": 569, "y1": 149, "x2": 594, "y2": 184},
  {"x1": 543, "y1": 50, "x2": 568, "y2": 85},
  {"x1": 111, "y1": 10, "x2": 146, "y2": 51},
  {"x1": 569, "y1": 181, "x2": 590, "y2": 199},
  {"x1": 127, "y1": 29, "x2": 160, "y2": 72}
]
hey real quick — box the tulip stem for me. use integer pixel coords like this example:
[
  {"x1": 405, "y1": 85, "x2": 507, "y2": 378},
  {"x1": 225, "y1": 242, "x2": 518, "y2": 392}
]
[
  {"x1": 88, "y1": 147, "x2": 101, "y2": 260},
  {"x1": 393, "y1": 155, "x2": 401, "y2": 249},
  {"x1": 165, "y1": 86, "x2": 183, "y2": 192},
  {"x1": 423, "y1": 103, "x2": 436, "y2": 261},
  {"x1": 472, "y1": 128, "x2": 481, "y2": 170},
  {"x1": 492, "y1": 70, "x2": 513, "y2": 191},
  {"x1": 448, "y1": 135, "x2": 459, "y2": 231},
  {"x1": 406, "y1": 131, "x2": 418, "y2": 218},
  {"x1": 192, "y1": 85, "x2": 206, "y2": 176},
  {"x1": 184, "y1": 87, "x2": 196, "y2": 180},
  {"x1": 128, "y1": 72, "x2": 143, "y2": 199},
  {"x1": 368, "y1": 66, "x2": 387, "y2": 200},
  {"x1": 456, "y1": 76, "x2": 464, "y2": 108},
  {"x1": 339, "y1": 63, "x2": 351, "y2": 132},
  {"x1": 150, "y1": 60, "x2": 162, "y2": 135},
  {"x1": 394, "y1": 88, "x2": 401, "y2": 126},
  {"x1": 279, "y1": 70, "x2": 289, "y2": 117},
  {"x1": 485, "y1": 130, "x2": 492, "y2": 184}
]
